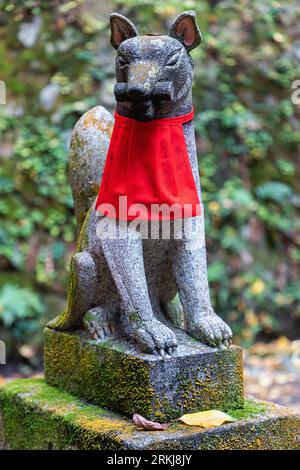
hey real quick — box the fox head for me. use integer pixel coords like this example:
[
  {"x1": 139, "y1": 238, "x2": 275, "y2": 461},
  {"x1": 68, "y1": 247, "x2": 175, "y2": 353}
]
[{"x1": 110, "y1": 11, "x2": 202, "y2": 122}]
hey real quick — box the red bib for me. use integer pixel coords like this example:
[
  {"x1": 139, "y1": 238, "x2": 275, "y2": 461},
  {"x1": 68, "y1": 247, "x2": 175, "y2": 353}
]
[{"x1": 95, "y1": 109, "x2": 200, "y2": 220}]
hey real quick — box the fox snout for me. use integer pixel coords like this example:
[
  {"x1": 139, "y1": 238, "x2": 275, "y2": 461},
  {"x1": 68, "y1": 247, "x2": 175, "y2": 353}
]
[
  {"x1": 114, "y1": 81, "x2": 174, "y2": 103},
  {"x1": 114, "y1": 80, "x2": 174, "y2": 121},
  {"x1": 114, "y1": 82, "x2": 173, "y2": 121}
]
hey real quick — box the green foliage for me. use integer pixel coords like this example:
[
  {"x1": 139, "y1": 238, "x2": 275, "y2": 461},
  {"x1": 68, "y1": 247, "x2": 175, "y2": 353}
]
[
  {"x1": 0, "y1": 283, "x2": 44, "y2": 333},
  {"x1": 0, "y1": 0, "x2": 300, "y2": 358},
  {"x1": 0, "y1": 112, "x2": 74, "y2": 286},
  {"x1": 0, "y1": 283, "x2": 45, "y2": 365}
]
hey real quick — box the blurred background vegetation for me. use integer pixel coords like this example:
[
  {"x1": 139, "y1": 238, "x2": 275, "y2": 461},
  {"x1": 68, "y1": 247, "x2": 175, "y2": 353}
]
[{"x1": 0, "y1": 0, "x2": 300, "y2": 375}]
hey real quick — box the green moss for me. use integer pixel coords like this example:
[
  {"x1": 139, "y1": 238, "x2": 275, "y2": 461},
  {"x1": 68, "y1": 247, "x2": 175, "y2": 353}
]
[
  {"x1": 226, "y1": 398, "x2": 267, "y2": 419},
  {"x1": 44, "y1": 328, "x2": 155, "y2": 419},
  {"x1": 0, "y1": 378, "x2": 130, "y2": 450},
  {"x1": 76, "y1": 204, "x2": 93, "y2": 251},
  {"x1": 127, "y1": 311, "x2": 141, "y2": 323},
  {"x1": 44, "y1": 329, "x2": 247, "y2": 422},
  {"x1": 160, "y1": 347, "x2": 244, "y2": 418},
  {"x1": 1, "y1": 379, "x2": 299, "y2": 450},
  {"x1": 45, "y1": 205, "x2": 93, "y2": 331},
  {"x1": 197, "y1": 412, "x2": 300, "y2": 451},
  {"x1": 44, "y1": 329, "x2": 246, "y2": 422}
]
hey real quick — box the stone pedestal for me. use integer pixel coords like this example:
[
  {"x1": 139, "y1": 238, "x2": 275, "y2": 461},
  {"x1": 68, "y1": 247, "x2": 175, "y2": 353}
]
[
  {"x1": 1, "y1": 379, "x2": 299, "y2": 450},
  {"x1": 44, "y1": 327, "x2": 244, "y2": 422}
]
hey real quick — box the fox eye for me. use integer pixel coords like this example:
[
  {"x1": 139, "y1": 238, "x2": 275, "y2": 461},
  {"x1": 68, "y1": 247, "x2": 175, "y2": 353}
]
[
  {"x1": 118, "y1": 54, "x2": 129, "y2": 66},
  {"x1": 166, "y1": 50, "x2": 180, "y2": 66}
]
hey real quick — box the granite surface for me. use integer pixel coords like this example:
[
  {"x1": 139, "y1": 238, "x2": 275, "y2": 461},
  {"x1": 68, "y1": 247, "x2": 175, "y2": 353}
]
[
  {"x1": 1, "y1": 378, "x2": 299, "y2": 450},
  {"x1": 44, "y1": 327, "x2": 243, "y2": 421}
]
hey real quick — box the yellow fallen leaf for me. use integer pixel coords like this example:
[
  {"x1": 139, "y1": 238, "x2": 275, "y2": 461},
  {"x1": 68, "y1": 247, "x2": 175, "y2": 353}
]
[
  {"x1": 179, "y1": 410, "x2": 236, "y2": 428},
  {"x1": 250, "y1": 279, "x2": 265, "y2": 295}
]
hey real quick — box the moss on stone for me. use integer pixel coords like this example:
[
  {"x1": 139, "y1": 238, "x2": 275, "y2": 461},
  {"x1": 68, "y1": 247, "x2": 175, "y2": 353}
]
[
  {"x1": 197, "y1": 413, "x2": 300, "y2": 451},
  {"x1": 151, "y1": 346, "x2": 244, "y2": 421},
  {"x1": 127, "y1": 311, "x2": 141, "y2": 323},
  {"x1": 0, "y1": 378, "x2": 130, "y2": 450},
  {"x1": 226, "y1": 397, "x2": 267, "y2": 419},
  {"x1": 1, "y1": 379, "x2": 299, "y2": 450},
  {"x1": 82, "y1": 111, "x2": 113, "y2": 136},
  {"x1": 44, "y1": 328, "x2": 244, "y2": 421},
  {"x1": 44, "y1": 328, "x2": 155, "y2": 419},
  {"x1": 76, "y1": 204, "x2": 93, "y2": 252},
  {"x1": 46, "y1": 204, "x2": 93, "y2": 331}
]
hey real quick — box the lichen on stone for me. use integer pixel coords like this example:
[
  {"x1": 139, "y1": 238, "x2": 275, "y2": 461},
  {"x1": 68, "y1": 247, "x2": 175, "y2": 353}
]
[
  {"x1": 43, "y1": 328, "x2": 245, "y2": 422},
  {"x1": 1, "y1": 378, "x2": 299, "y2": 450}
]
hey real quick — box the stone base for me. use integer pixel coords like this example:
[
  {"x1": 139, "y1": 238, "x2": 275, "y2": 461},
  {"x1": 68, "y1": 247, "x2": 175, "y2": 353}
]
[
  {"x1": 44, "y1": 327, "x2": 244, "y2": 421},
  {"x1": 0, "y1": 379, "x2": 299, "y2": 450}
]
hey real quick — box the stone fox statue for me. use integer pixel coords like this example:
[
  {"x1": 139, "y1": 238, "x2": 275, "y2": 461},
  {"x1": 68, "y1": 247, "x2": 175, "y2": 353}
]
[{"x1": 48, "y1": 11, "x2": 233, "y2": 356}]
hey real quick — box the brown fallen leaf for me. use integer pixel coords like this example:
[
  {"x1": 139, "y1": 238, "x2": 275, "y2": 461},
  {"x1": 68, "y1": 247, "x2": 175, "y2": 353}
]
[
  {"x1": 179, "y1": 410, "x2": 236, "y2": 428},
  {"x1": 132, "y1": 413, "x2": 170, "y2": 431}
]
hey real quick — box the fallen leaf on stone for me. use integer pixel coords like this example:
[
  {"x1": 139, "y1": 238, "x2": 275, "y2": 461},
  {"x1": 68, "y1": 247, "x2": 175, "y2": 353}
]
[
  {"x1": 132, "y1": 413, "x2": 170, "y2": 431},
  {"x1": 179, "y1": 410, "x2": 236, "y2": 428}
]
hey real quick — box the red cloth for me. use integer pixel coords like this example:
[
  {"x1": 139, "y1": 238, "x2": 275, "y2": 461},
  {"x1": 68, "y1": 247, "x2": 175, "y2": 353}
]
[{"x1": 95, "y1": 108, "x2": 200, "y2": 220}]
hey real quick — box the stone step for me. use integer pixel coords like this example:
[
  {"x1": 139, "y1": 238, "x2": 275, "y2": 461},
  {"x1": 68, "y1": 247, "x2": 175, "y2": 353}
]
[{"x1": 1, "y1": 378, "x2": 299, "y2": 450}]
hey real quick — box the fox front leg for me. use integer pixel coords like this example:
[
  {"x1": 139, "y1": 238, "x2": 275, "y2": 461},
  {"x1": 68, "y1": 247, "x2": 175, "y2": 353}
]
[
  {"x1": 98, "y1": 217, "x2": 178, "y2": 356},
  {"x1": 171, "y1": 216, "x2": 232, "y2": 347}
]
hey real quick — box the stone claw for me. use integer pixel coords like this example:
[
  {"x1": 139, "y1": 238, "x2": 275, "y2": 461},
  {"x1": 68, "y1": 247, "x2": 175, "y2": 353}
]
[
  {"x1": 159, "y1": 349, "x2": 165, "y2": 357},
  {"x1": 186, "y1": 308, "x2": 233, "y2": 349},
  {"x1": 83, "y1": 307, "x2": 116, "y2": 341},
  {"x1": 126, "y1": 318, "x2": 178, "y2": 357}
]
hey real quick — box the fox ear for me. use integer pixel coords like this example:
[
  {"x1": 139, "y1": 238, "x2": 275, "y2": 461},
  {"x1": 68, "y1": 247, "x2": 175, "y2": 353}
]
[
  {"x1": 169, "y1": 10, "x2": 202, "y2": 51},
  {"x1": 110, "y1": 13, "x2": 139, "y2": 49}
]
